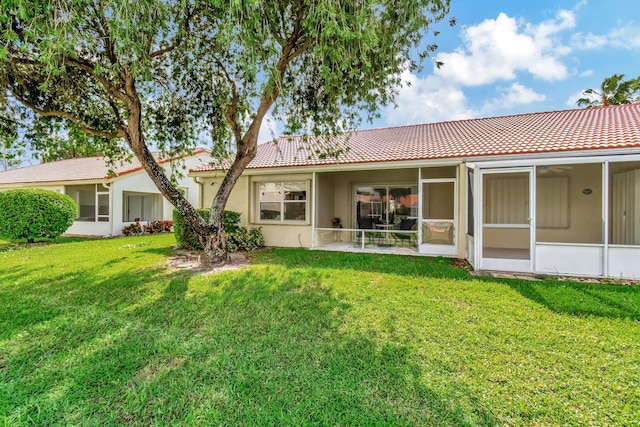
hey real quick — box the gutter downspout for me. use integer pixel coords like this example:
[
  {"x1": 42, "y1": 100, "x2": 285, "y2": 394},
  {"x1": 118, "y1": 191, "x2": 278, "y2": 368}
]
[{"x1": 192, "y1": 176, "x2": 204, "y2": 209}]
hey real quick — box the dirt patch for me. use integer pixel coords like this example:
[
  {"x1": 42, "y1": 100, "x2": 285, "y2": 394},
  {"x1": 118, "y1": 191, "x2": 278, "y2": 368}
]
[{"x1": 167, "y1": 249, "x2": 249, "y2": 273}]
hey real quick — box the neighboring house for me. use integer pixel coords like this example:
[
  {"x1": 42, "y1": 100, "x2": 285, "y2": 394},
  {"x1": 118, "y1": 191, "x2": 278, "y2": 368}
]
[
  {"x1": 0, "y1": 149, "x2": 211, "y2": 237},
  {"x1": 190, "y1": 104, "x2": 640, "y2": 279}
]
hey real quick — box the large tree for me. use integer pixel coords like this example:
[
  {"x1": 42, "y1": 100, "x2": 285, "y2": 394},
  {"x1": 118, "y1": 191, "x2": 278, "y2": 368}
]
[
  {"x1": 0, "y1": 0, "x2": 451, "y2": 265},
  {"x1": 577, "y1": 74, "x2": 640, "y2": 108},
  {"x1": 0, "y1": 99, "x2": 25, "y2": 170}
]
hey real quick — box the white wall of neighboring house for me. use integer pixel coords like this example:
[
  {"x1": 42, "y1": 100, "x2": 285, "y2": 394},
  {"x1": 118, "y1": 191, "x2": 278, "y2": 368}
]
[
  {"x1": 110, "y1": 153, "x2": 210, "y2": 236},
  {"x1": 0, "y1": 153, "x2": 211, "y2": 238}
]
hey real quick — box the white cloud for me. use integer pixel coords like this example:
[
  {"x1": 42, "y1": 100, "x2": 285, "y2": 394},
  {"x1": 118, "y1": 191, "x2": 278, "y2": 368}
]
[
  {"x1": 579, "y1": 69, "x2": 594, "y2": 77},
  {"x1": 483, "y1": 83, "x2": 546, "y2": 112},
  {"x1": 566, "y1": 89, "x2": 596, "y2": 107},
  {"x1": 572, "y1": 23, "x2": 640, "y2": 50},
  {"x1": 384, "y1": 70, "x2": 477, "y2": 125},
  {"x1": 608, "y1": 23, "x2": 640, "y2": 49},
  {"x1": 434, "y1": 10, "x2": 574, "y2": 86}
]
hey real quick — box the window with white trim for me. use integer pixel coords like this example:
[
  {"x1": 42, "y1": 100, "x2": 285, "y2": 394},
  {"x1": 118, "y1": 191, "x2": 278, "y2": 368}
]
[
  {"x1": 123, "y1": 192, "x2": 161, "y2": 222},
  {"x1": 66, "y1": 184, "x2": 110, "y2": 222},
  {"x1": 257, "y1": 181, "x2": 308, "y2": 222}
]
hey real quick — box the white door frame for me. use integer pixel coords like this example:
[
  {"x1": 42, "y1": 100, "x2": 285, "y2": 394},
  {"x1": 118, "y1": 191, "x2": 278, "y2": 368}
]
[
  {"x1": 477, "y1": 167, "x2": 535, "y2": 272},
  {"x1": 418, "y1": 178, "x2": 458, "y2": 256}
]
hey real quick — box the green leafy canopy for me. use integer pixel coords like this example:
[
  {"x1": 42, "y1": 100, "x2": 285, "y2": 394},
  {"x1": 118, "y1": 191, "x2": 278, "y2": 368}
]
[{"x1": 1, "y1": 0, "x2": 452, "y2": 262}]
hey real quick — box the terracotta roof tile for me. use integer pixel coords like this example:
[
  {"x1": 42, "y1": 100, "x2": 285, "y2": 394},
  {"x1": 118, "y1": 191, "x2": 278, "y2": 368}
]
[
  {"x1": 0, "y1": 148, "x2": 209, "y2": 185},
  {"x1": 191, "y1": 105, "x2": 640, "y2": 172}
]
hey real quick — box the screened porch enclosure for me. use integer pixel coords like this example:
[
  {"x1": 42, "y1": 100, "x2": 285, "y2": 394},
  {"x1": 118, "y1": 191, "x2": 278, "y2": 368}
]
[
  {"x1": 312, "y1": 166, "x2": 460, "y2": 256},
  {"x1": 474, "y1": 159, "x2": 640, "y2": 279}
]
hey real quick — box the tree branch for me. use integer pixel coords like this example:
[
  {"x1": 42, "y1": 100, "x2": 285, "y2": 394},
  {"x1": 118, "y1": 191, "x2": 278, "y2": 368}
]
[
  {"x1": 151, "y1": 45, "x2": 175, "y2": 58},
  {"x1": 215, "y1": 58, "x2": 243, "y2": 142},
  {"x1": 8, "y1": 87, "x2": 124, "y2": 139}
]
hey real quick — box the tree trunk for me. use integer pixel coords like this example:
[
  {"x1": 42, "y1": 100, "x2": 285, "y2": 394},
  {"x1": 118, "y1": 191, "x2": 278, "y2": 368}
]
[{"x1": 121, "y1": 79, "x2": 220, "y2": 266}]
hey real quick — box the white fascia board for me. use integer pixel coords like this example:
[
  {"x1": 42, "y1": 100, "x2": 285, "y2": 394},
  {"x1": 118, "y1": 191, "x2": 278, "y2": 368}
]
[
  {"x1": 466, "y1": 148, "x2": 640, "y2": 169},
  {"x1": 189, "y1": 159, "x2": 465, "y2": 177},
  {"x1": 0, "y1": 178, "x2": 112, "y2": 189}
]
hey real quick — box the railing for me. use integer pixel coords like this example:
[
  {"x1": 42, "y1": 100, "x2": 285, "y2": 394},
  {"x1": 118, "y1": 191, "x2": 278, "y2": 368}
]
[{"x1": 314, "y1": 227, "x2": 418, "y2": 251}]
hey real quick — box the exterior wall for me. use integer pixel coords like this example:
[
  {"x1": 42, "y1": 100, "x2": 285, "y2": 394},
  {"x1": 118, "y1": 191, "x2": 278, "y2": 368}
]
[
  {"x1": 249, "y1": 173, "x2": 313, "y2": 247},
  {"x1": 316, "y1": 174, "x2": 335, "y2": 228},
  {"x1": 201, "y1": 172, "x2": 313, "y2": 248},
  {"x1": 200, "y1": 174, "x2": 251, "y2": 225}
]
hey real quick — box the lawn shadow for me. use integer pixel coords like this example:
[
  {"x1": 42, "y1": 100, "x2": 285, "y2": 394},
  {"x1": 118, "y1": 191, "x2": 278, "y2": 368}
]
[
  {"x1": 497, "y1": 277, "x2": 640, "y2": 320},
  {"x1": 1, "y1": 260, "x2": 495, "y2": 426}
]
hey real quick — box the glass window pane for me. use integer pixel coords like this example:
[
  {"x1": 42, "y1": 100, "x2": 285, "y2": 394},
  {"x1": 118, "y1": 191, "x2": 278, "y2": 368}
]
[
  {"x1": 260, "y1": 202, "x2": 281, "y2": 220},
  {"x1": 259, "y1": 183, "x2": 282, "y2": 202},
  {"x1": 389, "y1": 187, "x2": 418, "y2": 222},
  {"x1": 284, "y1": 201, "x2": 306, "y2": 220},
  {"x1": 356, "y1": 187, "x2": 385, "y2": 221},
  {"x1": 284, "y1": 182, "x2": 306, "y2": 201},
  {"x1": 98, "y1": 194, "x2": 109, "y2": 216}
]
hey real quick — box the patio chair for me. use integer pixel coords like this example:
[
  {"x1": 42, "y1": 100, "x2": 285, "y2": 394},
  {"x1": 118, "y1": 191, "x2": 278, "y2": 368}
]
[
  {"x1": 392, "y1": 218, "x2": 417, "y2": 245},
  {"x1": 357, "y1": 217, "x2": 376, "y2": 243}
]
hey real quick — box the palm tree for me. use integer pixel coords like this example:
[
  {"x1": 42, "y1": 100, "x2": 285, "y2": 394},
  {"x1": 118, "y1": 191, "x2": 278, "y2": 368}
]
[{"x1": 577, "y1": 74, "x2": 640, "y2": 108}]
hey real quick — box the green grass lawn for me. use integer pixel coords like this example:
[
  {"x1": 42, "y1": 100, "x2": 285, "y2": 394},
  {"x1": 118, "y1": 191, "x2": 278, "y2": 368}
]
[{"x1": 1, "y1": 234, "x2": 639, "y2": 426}]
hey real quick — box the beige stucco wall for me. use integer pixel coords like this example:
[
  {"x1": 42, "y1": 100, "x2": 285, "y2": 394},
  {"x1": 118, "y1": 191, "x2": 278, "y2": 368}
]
[
  {"x1": 200, "y1": 172, "x2": 313, "y2": 248},
  {"x1": 199, "y1": 165, "x2": 468, "y2": 256}
]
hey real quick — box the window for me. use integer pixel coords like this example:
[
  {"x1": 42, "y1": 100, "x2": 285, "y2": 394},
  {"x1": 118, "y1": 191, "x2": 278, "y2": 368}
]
[
  {"x1": 258, "y1": 181, "x2": 308, "y2": 222},
  {"x1": 123, "y1": 193, "x2": 161, "y2": 222},
  {"x1": 65, "y1": 184, "x2": 109, "y2": 222}
]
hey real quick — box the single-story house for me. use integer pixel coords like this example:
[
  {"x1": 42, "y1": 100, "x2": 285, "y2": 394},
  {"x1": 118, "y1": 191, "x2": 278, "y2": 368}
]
[
  {"x1": 190, "y1": 104, "x2": 640, "y2": 279},
  {"x1": 0, "y1": 149, "x2": 211, "y2": 237}
]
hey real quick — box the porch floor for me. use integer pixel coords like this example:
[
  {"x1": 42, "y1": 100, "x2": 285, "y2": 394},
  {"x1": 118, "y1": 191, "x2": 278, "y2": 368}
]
[{"x1": 313, "y1": 241, "x2": 419, "y2": 256}]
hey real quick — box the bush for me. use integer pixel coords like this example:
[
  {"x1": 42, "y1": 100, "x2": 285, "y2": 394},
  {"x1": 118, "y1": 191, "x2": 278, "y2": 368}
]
[
  {"x1": 0, "y1": 189, "x2": 78, "y2": 243},
  {"x1": 122, "y1": 221, "x2": 143, "y2": 236},
  {"x1": 144, "y1": 220, "x2": 173, "y2": 234},
  {"x1": 227, "y1": 226, "x2": 265, "y2": 252},
  {"x1": 173, "y1": 209, "x2": 263, "y2": 252},
  {"x1": 173, "y1": 208, "x2": 210, "y2": 249}
]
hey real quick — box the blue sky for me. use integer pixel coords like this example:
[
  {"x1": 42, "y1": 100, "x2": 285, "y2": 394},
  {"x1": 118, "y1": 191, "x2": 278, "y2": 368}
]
[{"x1": 260, "y1": 0, "x2": 640, "y2": 141}]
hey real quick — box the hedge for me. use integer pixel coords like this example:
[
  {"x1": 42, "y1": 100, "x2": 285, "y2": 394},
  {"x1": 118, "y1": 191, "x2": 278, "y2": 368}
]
[{"x1": 0, "y1": 189, "x2": 78, "y2": 243}]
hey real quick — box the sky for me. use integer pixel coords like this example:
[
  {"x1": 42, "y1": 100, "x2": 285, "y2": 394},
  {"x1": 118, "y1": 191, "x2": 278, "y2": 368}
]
[{"x1": 259, "y1": 0, "x2": 640, "y2": 142}]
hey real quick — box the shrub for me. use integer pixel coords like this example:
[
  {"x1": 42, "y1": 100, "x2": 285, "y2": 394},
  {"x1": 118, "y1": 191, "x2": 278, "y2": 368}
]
[
  {"x1": 122, "y1": 221, "x2": 143, "y2": 236},
  {"x1": 227, "y1": 226, "x2": 265, "y2": 252},
  {"x1": 0, "y1": 189, "x2": 78, "y2": 243},
  {"x1": 173, "y1": 209, "x2": 262, "y2": 252},
  {"x1": 144, "y1": 220, "x2": 173, "y2": 234},
  {"x1": 173, "y1": 208, "x2": 210, "y2": 249}
]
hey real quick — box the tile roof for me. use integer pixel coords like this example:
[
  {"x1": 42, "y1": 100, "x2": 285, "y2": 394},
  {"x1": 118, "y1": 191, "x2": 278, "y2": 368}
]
[
  {"x1": 0, "y1": 148, "x2": 209, "y2": 185},
  {"x1": 191, "y1": 105, "x2": 640, "y2": 172}
]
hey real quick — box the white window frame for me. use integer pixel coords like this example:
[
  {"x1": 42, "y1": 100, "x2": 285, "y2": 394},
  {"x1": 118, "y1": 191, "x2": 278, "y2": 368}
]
[{"x1": 255, "y1": 181, "x2": 310, "y2": 224}]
